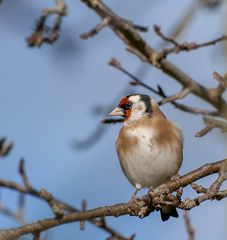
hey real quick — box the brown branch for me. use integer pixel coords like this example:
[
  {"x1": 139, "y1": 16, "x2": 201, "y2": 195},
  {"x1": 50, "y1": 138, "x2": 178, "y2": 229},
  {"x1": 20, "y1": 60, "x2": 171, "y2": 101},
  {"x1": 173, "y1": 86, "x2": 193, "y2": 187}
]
[
  {"x1": 191, "y1": 182, "x2": 227, "y2": 200},
  {"x1": 80, "y1": 17, "x2": 110, "y2": 39},
  {"x1": 200, "y1": 0, "x2": 223, "y2": 8},
  {"x1": 109, "y1": 58, "x2": 163, "y2": 96},
  {"x1": 18, "y1": 159, "x2": 32, "y2": 190},
  {"x1": 0, "y1": 171, "x2": 130, "y2": 240},
  {"x1": 166, "y1": 2, "x2": 197, "y2": 41},
  {"x1": 158, "y1": 87, "x2": 191, "y2": 105},
  {"x1": 195, "y1": 116, "x2": 227, "y2": 137},
  {"x1": 154, "y1": 25, "x2": 227, "y2": 58},
  {"x1": 183, "y1": 211, "x2": 195, "y2": 240},
  {"x1": 0, "y1": 204, "x2": 25, "y2": 225},
  {"x1": 27, "y1": 0, "x2": 67, "y2": 47},
  {"x1": 33, "y1": 231, "x2": 40, "y2": 240},
  {"x1": 39, "y1": 189, "x2": 64, "y2": 219},
  {"x1": 213, "y1": 72, "x2": 227, "y2": 89},
  {"x1": 178, "y1": 167, "x2": 227, "y2": 209},
  {"x1": 0, "y1": 158, "x2": 227, "y2": 239},
  {"x1": 108, "y1": 57, "x2": 217, "y2": 117},
  {"x1": 169, "y1": 102, "x2": 217, "y2": 116},
  {"x1": 81, "y1": 0, "x2": 227, "y2": 118},
  {"x1": 80, "y1": 199, "x2": 87, "y2": 230},
  {"x1": 209, "y1": 71, "x2": 227, "y2": 101}
]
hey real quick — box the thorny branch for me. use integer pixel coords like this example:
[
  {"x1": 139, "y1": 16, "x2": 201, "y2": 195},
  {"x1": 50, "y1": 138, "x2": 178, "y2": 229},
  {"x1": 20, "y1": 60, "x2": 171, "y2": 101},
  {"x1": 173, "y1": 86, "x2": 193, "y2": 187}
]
[{"x1": 0, "y1": 158, "x2": 226, "y2": 239}]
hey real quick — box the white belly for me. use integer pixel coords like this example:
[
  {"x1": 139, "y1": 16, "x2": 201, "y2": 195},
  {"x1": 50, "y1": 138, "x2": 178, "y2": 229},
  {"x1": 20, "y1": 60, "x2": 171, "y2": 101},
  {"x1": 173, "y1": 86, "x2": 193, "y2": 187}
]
[{"x1": 116, "y1": 127, "x2": 182, "y2": 189}]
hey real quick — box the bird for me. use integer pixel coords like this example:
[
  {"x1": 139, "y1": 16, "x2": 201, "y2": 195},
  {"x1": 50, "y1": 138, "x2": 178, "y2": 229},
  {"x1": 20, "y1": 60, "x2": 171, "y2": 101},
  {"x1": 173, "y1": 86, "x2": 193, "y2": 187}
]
[{"x1": 107, "y1": 94, "x2": 183, "y2": 221}]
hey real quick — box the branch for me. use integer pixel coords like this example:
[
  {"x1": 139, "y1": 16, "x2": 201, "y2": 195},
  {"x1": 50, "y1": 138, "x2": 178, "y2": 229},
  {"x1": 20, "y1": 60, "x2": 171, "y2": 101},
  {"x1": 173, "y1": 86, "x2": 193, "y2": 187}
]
[
  {"x1": 0, "y1": 137, "x2": 13, "y2": 157},
  {"x1": 27, "y1": 0, "x2": 67, "y2": 47},
  {"x1": 154, "y1": 25, "x2": 227, "y2": 58},
  {"x1": 81, "y1": 0, "x2": 227, "y2": 117},
  {"x1": 80, "y1": 17, "x2": 110, "y2": 39},
  {"x1": 0, "y1": 163, "x2": 131, "y2": 240},
  {"x1": 108, "y1": 58, "x2": 217, "y2": 117},
  {"x1": 39, "y1": 189, "x2": 64, "y2": 219},
  {"x1": 183, "y1": 211, "x2": 195, "y2": 240},
  {"x1": 158, "y1": 87, "x2": 191, "y2": 105},
  {"x1": 1, "y1": 158, "x2": 227, "y2": 239},
  {"x1": 195, "y1": 116, "x2": 227, "y2": 137}
]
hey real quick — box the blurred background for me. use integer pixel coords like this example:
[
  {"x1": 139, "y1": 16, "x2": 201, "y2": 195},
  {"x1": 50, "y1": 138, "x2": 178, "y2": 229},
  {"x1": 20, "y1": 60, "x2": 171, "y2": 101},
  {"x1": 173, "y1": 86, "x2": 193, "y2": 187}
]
[{"x1": 0, "y1": 0, "x2": 226, "y2": 239}]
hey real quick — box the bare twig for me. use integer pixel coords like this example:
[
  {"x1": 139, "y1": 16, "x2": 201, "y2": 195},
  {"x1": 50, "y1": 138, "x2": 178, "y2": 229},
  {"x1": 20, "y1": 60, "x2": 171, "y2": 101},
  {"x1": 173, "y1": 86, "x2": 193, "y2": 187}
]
[
  {"x1": 158, "y1": 87, "x2": 191, "y2": 105},
  {"x1": 0, "y1": 138, "x2": 13, "y2": 157},
  {"x1": 27, "y1": 0, "x2": 67, "y2": 47},
  {"x1": 166, "y1": 2, "x2": 198, "y2": 41},
  {"x1": 154, "y1": 25, "x2": 227, "y2": 58},
  {"x1": 213, "y1": 72, "x2": 227, "y2": 88},
  {"x1": 191, "y1": 183, "x2": 208, "y2": 194},
  {"x1": 199, "y1": 0, "x2": 223, "y2": 8},
  {"x1": 179, "y1": 167, "x2": 227, "y2": 209},
  {"x1": 0, "y1": 204, "x2": 25, "y2": 225},
  {"x1": 210, "y1": 72, "x2": 227, "y2": 101},
  {"x1": 33, "y1": 231, "x2": 40, "y2": 240},
  {"x1": 18, "y1": 159, "x2": 32, "y2": 190},
  {"x1": 80, "y1": 17, "x2": 110, "y2": 39},
  {"x1": 191, "y1": 183, "x2": 227, "y2": 200},
  {"x1": 183, "y1": 210, "x2": 195, "y2": 240},
  {"x1": 169, "y1": 102, "x2": 218, "y2": 116},
  {"x1": 108, "y1": 58, "x2": 217, "y2": 117},
  {"x1": 109, "y1": 58, "x2": 163, "y2": 96},
  {"x1": 195, "y1": 116, "x2": 227, "y2": 137},
  {"x1": 80, "y1": 199, "x2": 87, "y2": 230}
]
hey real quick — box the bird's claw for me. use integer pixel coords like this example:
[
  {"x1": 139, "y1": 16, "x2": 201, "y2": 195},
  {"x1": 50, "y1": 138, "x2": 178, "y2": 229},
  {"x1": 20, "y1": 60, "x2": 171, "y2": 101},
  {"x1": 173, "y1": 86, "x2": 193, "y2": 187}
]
[{"x1": 129, "y1": 197, "x2": 149, "y2": 218}]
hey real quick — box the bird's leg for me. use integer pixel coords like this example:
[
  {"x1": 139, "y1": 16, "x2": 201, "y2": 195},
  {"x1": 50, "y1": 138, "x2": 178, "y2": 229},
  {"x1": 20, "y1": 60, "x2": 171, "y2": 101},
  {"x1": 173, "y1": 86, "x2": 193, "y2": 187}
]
[{"x1": 131, "y1": 183, "x2": 142, "y2": 200}]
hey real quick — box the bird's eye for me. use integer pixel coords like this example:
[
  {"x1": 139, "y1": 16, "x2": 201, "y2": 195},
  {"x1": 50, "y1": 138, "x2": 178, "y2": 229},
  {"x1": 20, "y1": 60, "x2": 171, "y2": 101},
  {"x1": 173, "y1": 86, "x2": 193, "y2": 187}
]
[{"x1": 124, "y1": 103, "x2": 132, "y2": 109}]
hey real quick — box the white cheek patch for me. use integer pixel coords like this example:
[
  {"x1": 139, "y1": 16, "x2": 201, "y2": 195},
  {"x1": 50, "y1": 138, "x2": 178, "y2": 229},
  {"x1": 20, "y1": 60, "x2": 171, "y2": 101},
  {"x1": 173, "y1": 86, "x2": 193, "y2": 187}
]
[
  {"x1": 128, "y1": 95, "x2": 141, "y2": 103},
  {"x1": 127, "y1": 102, "x2": 146, "y2": 122}
]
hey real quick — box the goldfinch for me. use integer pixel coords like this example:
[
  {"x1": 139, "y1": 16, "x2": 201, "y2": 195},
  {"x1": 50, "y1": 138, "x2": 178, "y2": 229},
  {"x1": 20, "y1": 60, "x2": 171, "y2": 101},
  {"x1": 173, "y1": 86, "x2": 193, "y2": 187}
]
[{"x1": 108, "y1": 94, "x2": 183, "y2": 221}]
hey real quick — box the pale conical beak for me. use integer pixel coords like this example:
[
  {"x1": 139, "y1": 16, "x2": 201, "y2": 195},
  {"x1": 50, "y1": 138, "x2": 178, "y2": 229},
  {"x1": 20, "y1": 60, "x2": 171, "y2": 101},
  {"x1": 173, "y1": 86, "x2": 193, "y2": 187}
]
[{"x1": 107, "y1": 107, "x2": 124, "y2": 116}]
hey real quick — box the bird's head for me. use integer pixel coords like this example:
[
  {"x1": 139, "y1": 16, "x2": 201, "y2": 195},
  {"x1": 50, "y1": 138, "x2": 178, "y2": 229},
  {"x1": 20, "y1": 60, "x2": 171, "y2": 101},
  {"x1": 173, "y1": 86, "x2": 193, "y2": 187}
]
[{"x1": 107, "y1": 94, "x2": 156, "y2": 122}]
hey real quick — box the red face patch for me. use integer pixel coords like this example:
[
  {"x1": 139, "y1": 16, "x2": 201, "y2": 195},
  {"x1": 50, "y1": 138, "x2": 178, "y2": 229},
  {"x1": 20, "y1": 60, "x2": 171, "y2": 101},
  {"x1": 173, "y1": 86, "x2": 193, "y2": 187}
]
[
  {"x1": 124, "y1": 109, "x2": 132, "y2": 119},
  {"x1": 118, "y1": 97, "x2": 129, "y2": 107},
  {"x1": 118, "y1": 97, "x2": 132, "y2": 120}
]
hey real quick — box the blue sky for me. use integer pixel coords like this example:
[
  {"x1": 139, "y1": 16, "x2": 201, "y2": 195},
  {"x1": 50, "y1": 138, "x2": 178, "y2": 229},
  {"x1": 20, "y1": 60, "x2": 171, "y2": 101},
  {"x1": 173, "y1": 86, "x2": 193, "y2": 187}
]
[{"x1": 0, "y1": 0, "x2": 226, "y2": 239}]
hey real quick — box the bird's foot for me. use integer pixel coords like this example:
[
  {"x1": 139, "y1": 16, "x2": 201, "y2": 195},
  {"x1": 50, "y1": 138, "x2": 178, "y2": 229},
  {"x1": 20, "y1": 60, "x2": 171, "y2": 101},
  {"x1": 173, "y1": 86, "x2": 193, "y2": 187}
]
[{"x1": 129, "y1": 197, "x2": 149, "y2": 219}]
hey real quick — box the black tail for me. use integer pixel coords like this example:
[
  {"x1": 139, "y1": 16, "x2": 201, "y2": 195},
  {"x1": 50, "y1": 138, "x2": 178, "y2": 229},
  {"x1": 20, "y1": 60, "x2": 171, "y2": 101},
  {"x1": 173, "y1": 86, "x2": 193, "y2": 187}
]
[{"x1": 160, "y1": 206, "x2": 178, "y2": 222}]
